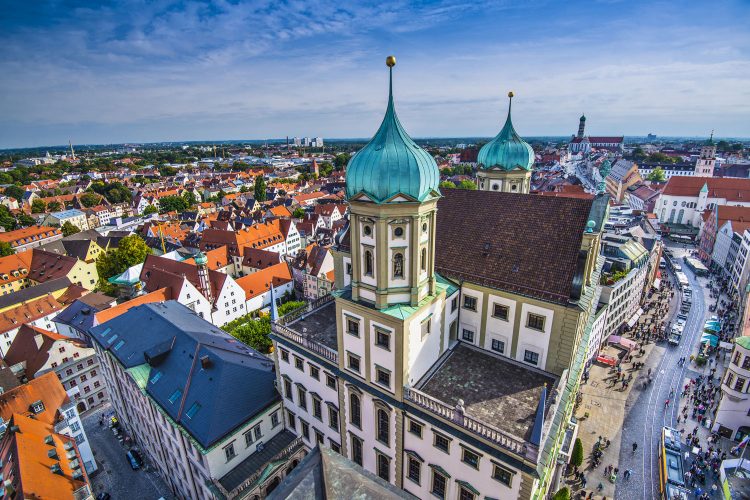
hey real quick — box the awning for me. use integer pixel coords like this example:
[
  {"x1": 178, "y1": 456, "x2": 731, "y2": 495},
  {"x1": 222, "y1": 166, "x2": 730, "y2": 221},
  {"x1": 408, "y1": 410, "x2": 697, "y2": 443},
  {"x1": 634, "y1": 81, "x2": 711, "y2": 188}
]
[
  {"x1": 719, "y1": 341, "x2": 734, "y2": 350},
  {"x1": 652, "y1": 278, "x2": 661, "y2": 290},
  {"x1": 626, "y1": 308, "x2": 644, "y2": 328},
  {"x1": 700, "y1": 333, "x2": 719, "y2": 347}
]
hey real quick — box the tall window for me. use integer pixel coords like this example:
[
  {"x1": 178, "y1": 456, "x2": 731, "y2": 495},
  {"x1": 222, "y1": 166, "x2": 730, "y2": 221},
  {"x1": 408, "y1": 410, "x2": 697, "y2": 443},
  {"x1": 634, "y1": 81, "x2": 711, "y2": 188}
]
[
  {"x1": 351, "y1": 435, "x2": 363, "y2": 466},
  {"x1": 376, "y1": 452, "x2": 390, "y2": 481},
  {"x1": 350, "y1": 393, "x2": 361, "y2": 428},
  {"x1": 393, "y1": 253, "x2": 404, "y2": 278},
  {"x1": 364, "y1": 250, "x2": 373, "y2": 276},
  {"x1": 431, "y1": 469, "x2": 447, "y2": 498},
  {"x1": 376, "y1": 408, "x2": 389, "y2": 444},
  {"x1": 421, "y1": 248, "x2": 427, "y2": 271}
]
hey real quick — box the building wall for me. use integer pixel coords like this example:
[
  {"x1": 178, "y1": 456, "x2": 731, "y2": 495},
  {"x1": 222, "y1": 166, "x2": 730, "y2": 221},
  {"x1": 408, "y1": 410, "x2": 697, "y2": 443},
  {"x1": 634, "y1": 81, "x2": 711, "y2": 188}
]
[
  {"x1": 714, "y1": 343, "x2": 750, "y2": 439},
  {"x1": 0, "y1": 312, "x2": 58, "y2": 358},
  {"x1": 36, "y1": 341, "x2": 108, "y2": 412},
  {"x1": 57, "y1": 400, "x2": 98, "y2": 473},
  {"x1": 210, "y1": 278, "x2": 246, "y2": 327},
  {"x1": 711, "y1": 222, "x2": 734, "y2": 272}
]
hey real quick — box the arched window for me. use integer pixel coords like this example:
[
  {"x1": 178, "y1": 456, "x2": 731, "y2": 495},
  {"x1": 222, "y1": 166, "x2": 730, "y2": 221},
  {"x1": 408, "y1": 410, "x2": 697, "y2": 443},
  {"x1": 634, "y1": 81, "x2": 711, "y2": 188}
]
[
  {"x1": 421, "y1": 248, "x2": 427, "y2": 271},
  {"x1": 364, "y1": 250, "x2": 373, "y2": 276},
  {"x1": 393, "y1": 253, "x2": 404, "y2": 278},
  {"x1": 377, "y1": 408, "x2": 389, "y2": 444},
  {"x1": 350, "y1": 393, "x2": 361, "y2": 428}
]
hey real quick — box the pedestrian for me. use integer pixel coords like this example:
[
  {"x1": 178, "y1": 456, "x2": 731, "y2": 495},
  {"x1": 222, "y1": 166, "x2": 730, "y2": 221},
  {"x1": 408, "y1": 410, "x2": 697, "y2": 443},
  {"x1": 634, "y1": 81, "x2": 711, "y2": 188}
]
[
  {"x1": 624, "y1": 469, "x2": 632, "y2": 480},
  {"x1": 632, "y1": 442, "x2": 638, "y2": 453}
]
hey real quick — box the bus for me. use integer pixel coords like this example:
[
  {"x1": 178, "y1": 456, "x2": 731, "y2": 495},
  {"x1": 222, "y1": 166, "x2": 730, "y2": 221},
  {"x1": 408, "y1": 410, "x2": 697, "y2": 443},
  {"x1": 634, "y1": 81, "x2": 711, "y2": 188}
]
[{"x1": 658, "y1": 427, "x2": 691, "y2": 499}]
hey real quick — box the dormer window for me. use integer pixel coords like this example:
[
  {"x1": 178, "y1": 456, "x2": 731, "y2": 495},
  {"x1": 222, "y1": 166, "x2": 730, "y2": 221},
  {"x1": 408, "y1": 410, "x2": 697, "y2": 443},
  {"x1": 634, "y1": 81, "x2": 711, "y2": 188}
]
[{"x1": 31, "y1": 400, "x2": 45, "y2": 414}]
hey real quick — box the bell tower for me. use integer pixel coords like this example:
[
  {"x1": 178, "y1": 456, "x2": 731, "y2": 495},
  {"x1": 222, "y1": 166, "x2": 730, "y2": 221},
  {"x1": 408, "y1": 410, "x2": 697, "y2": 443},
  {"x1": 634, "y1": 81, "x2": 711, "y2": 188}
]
[
  {"x1": 577, "y1": 114, "x2": 586, "y2": 139},
  {"x1": 695, "y1": 131, "x2": 717, "y2": 177},
  {"x1": 345, "y1": 56, "x2": 441, "y2": 309}
]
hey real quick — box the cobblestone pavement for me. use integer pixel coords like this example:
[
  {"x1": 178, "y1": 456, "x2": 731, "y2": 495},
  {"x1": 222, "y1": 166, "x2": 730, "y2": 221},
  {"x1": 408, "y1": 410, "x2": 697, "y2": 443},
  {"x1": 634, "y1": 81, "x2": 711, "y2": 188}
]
[{"x1": 83, "y1": 404, "x2": 173, "y2": 500}]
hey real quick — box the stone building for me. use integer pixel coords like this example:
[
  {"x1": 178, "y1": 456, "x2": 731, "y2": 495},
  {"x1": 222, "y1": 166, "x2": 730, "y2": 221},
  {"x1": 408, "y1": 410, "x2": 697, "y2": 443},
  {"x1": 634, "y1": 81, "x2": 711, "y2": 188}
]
[{"x1": 270, "y1": 58, "x2": 608, "y2": 500}]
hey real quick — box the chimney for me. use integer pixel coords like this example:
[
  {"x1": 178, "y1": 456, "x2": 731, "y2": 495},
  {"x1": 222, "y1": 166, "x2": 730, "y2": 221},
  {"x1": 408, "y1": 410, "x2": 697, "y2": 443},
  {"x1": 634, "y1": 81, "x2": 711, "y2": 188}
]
[
  {"x1": 34, "y1": 334, "x2": 44, "y2": 350},
  {"x1": 200, "y1": 355, "x2": 212, "y2": 369}
]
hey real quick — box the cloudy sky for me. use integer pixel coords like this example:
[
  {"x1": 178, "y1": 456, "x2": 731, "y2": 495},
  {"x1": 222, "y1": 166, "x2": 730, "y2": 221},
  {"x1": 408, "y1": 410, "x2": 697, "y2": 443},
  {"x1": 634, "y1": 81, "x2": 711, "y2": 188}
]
[{"x1": 1, "y1": 0, "x2": 749, "y2": 148}]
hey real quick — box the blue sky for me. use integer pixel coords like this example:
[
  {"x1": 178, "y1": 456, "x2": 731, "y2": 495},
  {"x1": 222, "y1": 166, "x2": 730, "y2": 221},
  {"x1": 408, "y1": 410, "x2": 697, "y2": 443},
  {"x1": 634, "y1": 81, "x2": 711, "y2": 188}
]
[{"x1": 1, "y1": 0, "x2": 749, "y2": 148}]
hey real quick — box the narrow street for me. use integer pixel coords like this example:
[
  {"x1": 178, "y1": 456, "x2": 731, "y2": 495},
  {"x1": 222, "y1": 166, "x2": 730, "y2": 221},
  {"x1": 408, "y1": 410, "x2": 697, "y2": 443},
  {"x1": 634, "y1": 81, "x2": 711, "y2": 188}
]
[{"x1": 83, "y1": 404, "x2": 173, "y2": 500}]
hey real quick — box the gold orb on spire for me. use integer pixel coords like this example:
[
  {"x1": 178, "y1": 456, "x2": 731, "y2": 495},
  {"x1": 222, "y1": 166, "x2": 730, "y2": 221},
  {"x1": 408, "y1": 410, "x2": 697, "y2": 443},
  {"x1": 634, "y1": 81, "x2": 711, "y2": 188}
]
[
  {"x1": 386, "y1": 55, "x2": 396, "y2": 67},
  {"x1": 508, "y1": 91, "x2": 514, "y2": 98}
]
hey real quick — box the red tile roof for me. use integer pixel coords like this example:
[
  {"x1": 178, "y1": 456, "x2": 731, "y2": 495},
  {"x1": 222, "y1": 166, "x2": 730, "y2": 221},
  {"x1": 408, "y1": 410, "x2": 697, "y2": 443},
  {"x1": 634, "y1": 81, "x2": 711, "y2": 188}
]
[
  {"x1": 663, "y1": 176, "x2": 750, "y2": 201},
  {"x1": 0, "y1": 296, "x2": 64, "y2": 334},
  {"x1": 94, "y1": 287, "x2": 172, "y2": 325},
  {"x1": 236, "y1": 262, "x2": 292, "y2": 300},
  {"x1": 0, "y1": 226, "x2": 61, "y2": 248},
  {"x1": 0, "y1": 372, "x2": 69, "y2": 425}
]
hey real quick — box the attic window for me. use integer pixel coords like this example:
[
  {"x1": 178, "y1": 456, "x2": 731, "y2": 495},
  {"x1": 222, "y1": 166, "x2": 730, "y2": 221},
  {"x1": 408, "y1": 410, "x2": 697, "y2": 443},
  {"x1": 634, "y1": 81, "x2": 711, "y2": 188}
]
[
  {"x1": 168, "y1": 389, "x2": 182, "y2": 404},
  {"x1": 186, "y1": 402, "x2": 201, "y2": 419}
]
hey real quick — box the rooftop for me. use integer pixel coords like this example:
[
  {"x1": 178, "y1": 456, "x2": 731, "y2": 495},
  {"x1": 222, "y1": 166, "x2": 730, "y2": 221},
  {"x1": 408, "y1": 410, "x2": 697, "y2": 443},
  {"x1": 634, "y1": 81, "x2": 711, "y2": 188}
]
[
  {"x1": 416, "y1": 343, "x2": 557, "y2": 441},
  {"x1": 286, "y1": 301, "x2": 338, "y2": 350}
]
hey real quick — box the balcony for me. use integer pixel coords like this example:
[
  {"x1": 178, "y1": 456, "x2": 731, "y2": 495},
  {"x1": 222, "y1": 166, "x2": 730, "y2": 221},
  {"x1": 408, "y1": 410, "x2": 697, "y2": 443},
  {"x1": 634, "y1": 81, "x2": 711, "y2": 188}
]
[{"x1": 271, "y1": 294, "x2": 338, "y2": 364}]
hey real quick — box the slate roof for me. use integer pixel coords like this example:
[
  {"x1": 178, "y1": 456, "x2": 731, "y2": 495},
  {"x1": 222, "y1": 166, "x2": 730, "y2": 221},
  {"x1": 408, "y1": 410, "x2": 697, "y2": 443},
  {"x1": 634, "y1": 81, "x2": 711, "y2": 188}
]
[
  {"x1": 219, "y1": 430, "x2": 298, "y2": 491},
  {"x1": 241, "y1": 247, "x2": 282, "y2": 270},
  {"x1": 28, "y1": 249, "x2": 79, "y2": 283},
  {"x1": 0, "y1": 277, "x2": 71, "y2": 310},
  {"x1": 267, "y1": 445, "x2": 415, "y2": 500},
  {"x1": 435, "y1": 189, "x2": 594, "y2": 305},
  {"x1": 53, "y1": 299, "x2": 106, "y2": 336},
  {"x1": 89, "y1": 301, "x2": 279, "y2": 449}
]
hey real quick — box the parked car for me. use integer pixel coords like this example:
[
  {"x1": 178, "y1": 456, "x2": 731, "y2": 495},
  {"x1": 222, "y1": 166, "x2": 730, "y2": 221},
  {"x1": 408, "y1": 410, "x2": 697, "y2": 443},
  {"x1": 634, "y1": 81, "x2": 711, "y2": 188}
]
[{"x1": 126, "y1": 450, "x2": 143, "y2": 470}]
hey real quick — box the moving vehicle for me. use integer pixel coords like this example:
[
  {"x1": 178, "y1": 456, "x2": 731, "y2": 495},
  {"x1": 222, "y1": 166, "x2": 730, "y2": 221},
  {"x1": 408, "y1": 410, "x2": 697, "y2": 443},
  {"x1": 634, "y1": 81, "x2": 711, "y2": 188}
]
[
  {"x1": 126, "y1": 450, "x2": 143, "y2": 470},
  {"x1": 658, "y1": 427, "x2": 691, "y2": 499},
  {"x1": 668, "y1": 316, "x2": 687, "y2": 346}
]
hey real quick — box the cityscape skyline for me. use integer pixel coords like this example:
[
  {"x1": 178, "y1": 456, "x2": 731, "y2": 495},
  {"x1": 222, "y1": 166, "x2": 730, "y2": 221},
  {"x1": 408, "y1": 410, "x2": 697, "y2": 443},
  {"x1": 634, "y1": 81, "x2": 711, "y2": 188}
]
[{"x1": 2, "y1": 0, "x2": 749, "y2": 148}]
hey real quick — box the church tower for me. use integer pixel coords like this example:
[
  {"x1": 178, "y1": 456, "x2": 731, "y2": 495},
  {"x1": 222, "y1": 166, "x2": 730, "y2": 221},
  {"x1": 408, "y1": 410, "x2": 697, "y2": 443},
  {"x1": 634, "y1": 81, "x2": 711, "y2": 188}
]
[
  {"x1": 345, "y1": 56, "x2": 441, "y2": 309},
  {"x1": 476, "y1": 92, "x2": 534, "y2": 194},
  {"x1": 577, "y1": 114, "x2": 586, "y2": 139},
  {"x1": 695, "y1": 132, "x2": 717, "y2": 177}
]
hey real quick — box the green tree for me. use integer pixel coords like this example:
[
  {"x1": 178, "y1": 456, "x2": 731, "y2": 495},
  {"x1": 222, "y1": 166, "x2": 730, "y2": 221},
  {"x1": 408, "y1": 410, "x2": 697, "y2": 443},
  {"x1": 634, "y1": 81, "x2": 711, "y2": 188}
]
[
  {"x1": 551, "y1": 487, "x2": 570, "y2": 500},
  {"x1": 4, "y1": 185, "x2": 25, "y2": 201},
  {"x1": 254, "y1": 176, "x2": 267, "y2": 202},
  {"x1": 231, "y1": 317, "x2": 273, "y2": 353},
  {"x1": 632, "y1": 146, "x2": 646, "y2": 160},
  {"x1": 80, "y1": 192, "x2": 101, "y2": 208},
  {"x1": 240, "y1": 185, "x2": 249, "y2": 193},
  {"x1": 646, "y1": 167, "x2": 667, "y2": 182},
  {"x1": 0, "y1": 241, "x2": 14, "y2": 257},
  {"x1": 571, "y1": 438, "x2": 584, "y2": 470},
  {"x1": 31, "y1": 199, "x2": 46, "y2": 213},
  {"x1": 0, "y1": 173, "x2": 13, "y2": 184},
  {"x1": 0, "y1": 206, "x2": 16, "y2": 231},
  {"x1": 157, "y1": 195, "x2": 189, "y2": 213},
  {"x1": 457, "y1": 179, "x2": 477, "y2": 190},
  {"x1": 717, "y1": 140, "x2": 730, "y2": 151},
  {"x1": 16, "y1": 213, "x2": 35, "y2": 228},
  {"x1": 439, "y1": 180, "x2": 456, "y2": 189},
  {"x1": 318, "y1": 161, "x2": 334, "y2": 177},
  {"x1": 646, "y1": 152, "x2": 677, "y2": 164},
  {"x1": 61, "y1": 221, "x2": 80, "y2": 237},
  {"x1": 159, "y1": 165, "x2": 178, "y2": 177},
  {"x1": 96, "y1": 234, "x2": 151, "y2": 288},
  {"x1": 292, "y1": 207, "x2": 305, "y2": 218},
  {"x1": 47, "y1": 201, "x2": 62, "y2": 212},
  {"x1": 143, "y1": 204, "x2": 158, "y2": 215},
  {"x1": 334, "y1": 153, "x2": 351, "y2": 170}
]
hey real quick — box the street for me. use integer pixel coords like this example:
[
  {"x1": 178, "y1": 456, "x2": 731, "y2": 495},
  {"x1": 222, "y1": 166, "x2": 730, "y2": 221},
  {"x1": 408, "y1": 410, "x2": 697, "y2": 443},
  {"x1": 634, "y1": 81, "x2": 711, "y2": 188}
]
[
  {"x1": 83, "y1": 404, "x2": 173, "y2": 500},
  {"x1": 616, "y1": 243, "x2": 729, "y2": 500}
]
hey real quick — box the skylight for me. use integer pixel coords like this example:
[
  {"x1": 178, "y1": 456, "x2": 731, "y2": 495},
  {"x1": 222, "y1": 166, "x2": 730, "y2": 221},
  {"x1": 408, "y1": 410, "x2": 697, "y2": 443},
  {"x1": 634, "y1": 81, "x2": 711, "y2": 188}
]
[
  {"x1": 168, "y1": 389, "x2": 182, "y2": 404},
  {"x1": 149, "y1": 371, "x2": 162, "y2": 384},
  {"x1": 113, "y1": 340, "x2": 125, "y2": 351},
  {"x1": 186, "y1": 402, "x2": 201, "y2": 419}
]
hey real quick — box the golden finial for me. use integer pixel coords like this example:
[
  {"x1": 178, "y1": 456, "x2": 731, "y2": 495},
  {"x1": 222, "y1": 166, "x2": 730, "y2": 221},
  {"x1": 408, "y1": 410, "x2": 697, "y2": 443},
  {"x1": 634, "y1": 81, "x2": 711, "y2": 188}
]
[
  {"x1": 508, "y1": 91, "x2": 514, "y2": 98},
  {"x1": 386, "y1": 55, "x2": 396, "y2": 68}
]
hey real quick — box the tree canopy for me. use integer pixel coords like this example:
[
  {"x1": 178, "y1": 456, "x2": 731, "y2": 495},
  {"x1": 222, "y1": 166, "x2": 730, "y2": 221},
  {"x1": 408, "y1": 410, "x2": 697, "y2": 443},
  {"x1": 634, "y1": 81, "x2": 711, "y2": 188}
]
[
  {"x1": 80, "y1": 192, "x2": 101, "y2": 208},
  {"x1": 457, "y1": 179, "x2": 477, "y2": 190},
  {"x1": 157, "y1": 195, "x2": 189, "y2": 213},
  {"x1": 439, "y1": 180, "x2": 456, "y2": 189},
  {"x1": 61, "y1": 221, "x2": 80, "y2": 237},
  {"x1": 0, "y1": 241, "x2": 14, "y2": 257},
  {"x1": 96, "y1": 234, "x2": 151, "y2": 290},
  {"x1": 4, "y1": 185, "x2": 25, "y2": 201},
  {"x1": 143, "y1": 204, "x2": 158, "y2": 215},
  {"x1": 646, "y1": 167, "x2": 667, "y2": 182},
  {"x1": 31, "y1": 199, "x2": 46, "y2": 213},
  {"x1": 254, "y1": 176, "x2": 267, "y2": 202}
]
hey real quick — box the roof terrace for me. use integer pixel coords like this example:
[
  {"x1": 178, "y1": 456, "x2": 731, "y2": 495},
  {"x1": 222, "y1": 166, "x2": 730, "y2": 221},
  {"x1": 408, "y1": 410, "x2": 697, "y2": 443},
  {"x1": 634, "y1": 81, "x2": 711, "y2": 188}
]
[
  {"x1": 408, "y1": 343, "x2": 558, "y2": 459},
  {"x1": 272, "y1": 295, "x2": 338, "y2": 363}
]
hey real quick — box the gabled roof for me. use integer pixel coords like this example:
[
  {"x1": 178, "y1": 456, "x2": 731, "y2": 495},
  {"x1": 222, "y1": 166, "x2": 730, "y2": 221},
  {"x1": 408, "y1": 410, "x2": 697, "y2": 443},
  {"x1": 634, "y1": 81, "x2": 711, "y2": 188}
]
[
  {"x1": 0, "y1": 277, "x2": 71, "y2": 311},
  {"x1": 140, "y1": 254, "x2": 227, "y2": 304},
  {"x1": 93, "y1": 287, "x2": 172, "y2": 325},
  {"x1": 436, "y1": 189, "x2": 594, "y2": 305},
  {"x1": 0, "y1": 250, "x2": 32, "y2": 286},
  {"x1": 2, "y1": 413, "x2": 88, "y2": 499},
  {"x1": 0, "y1": 296, "x2": 64, "y2": 334},
  {"x1": 663, "y1": 176, "x2": 750, "y2": 201},
  {"x1": 5, "y1": 325, "x2": 87, "y2": 377},
  {"x1": 0, "y1": 226, "x2": 61, "y2": 247},
  {"x1": 241, "y1": 247, "x2": 282, "y2": 270},
  {"x1": 89, "y1": 302, "x2": 279, "y2": 449},
  {"x1": 236, "y1": 262, "x2": 293, "y2": 300},
  {"x1": 28, "y1": 249, "x2": 79, "y2": 283},
  {"x1": 0, "y1": 371, "x2": 69, "y2": 425}
]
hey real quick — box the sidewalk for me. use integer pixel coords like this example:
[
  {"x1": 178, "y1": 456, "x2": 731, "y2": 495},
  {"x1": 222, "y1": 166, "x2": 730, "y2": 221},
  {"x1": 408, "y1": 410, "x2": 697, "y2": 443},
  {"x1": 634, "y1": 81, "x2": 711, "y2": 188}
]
[{"x1": 567, "y1": 281, "x2": 675, "y2": 498}]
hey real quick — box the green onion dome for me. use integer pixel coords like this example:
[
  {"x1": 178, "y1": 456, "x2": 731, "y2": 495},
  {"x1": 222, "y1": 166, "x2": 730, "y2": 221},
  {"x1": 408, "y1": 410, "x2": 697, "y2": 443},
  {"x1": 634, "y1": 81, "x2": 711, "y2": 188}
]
[
  {"x1": 345, "y1": 57, "x2": 440, "y2": 203},
  {"x1": 477, "y1": 92, "x2": 534, "y2": 172}
]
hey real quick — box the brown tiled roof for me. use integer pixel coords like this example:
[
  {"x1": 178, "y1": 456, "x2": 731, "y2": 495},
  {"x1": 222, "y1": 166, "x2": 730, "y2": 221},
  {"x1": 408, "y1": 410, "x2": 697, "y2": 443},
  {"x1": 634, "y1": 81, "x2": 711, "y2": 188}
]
[
  {"x1": 0, "y1": 296, "x2": 64, "y2": 334},
  {"x1": 663, "y1": 176, "x2": 750, "y2": 201},
  {"x1": 1, "y1": 413, "x2": 89, "y2": 498},
  {"x1": 94, "y1": 287, "x2": 172, "y2": 325},
  {"x1": 242, "y1": 247, "x2": 282, "y2": 270},
  {"x1": 28, "y1": 249, "x2": 79, "y2": 283},
  {"x1": 236, "y1": 262, "x2": 292, "y2": 300},
  {"x1": 140, "y1": 254, "x2": 227, "y2": 303},
  {"x1": 0, "y1": 372, "x2": 69, "y2": 425},
  {"x1": 0, "y1": 226, "x2": 61, "y2": 248},
  {"x1": 435, "y1": 189, "x2": 592, "y2": 305},
  {"x1": 4, "y1": 325, "x2": 85, "y2": 378}
]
